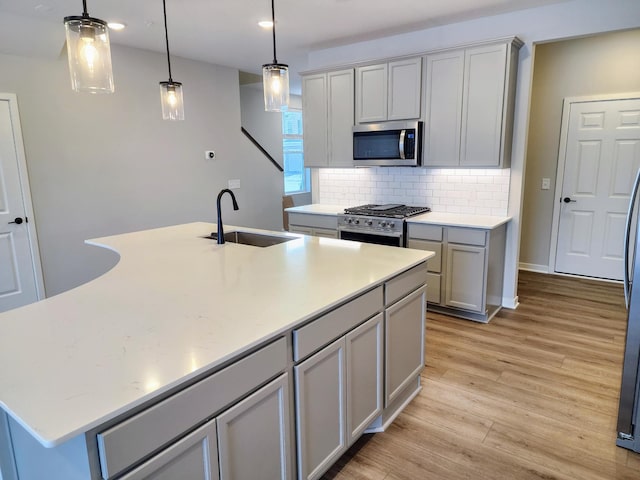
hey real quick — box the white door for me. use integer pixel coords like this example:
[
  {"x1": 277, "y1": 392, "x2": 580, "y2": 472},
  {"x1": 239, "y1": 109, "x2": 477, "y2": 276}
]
[
  {"x1": 0, "y1": 94, "x2": 43, "y2": 312},
  {"x1": 555, "y1": 98, "x2": 640, "y2": 280}
]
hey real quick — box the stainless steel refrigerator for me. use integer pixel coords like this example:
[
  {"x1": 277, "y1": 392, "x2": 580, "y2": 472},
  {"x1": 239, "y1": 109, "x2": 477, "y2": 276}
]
[{"x1": 618, "y1": 169, "x2": 640, "y2": 452}]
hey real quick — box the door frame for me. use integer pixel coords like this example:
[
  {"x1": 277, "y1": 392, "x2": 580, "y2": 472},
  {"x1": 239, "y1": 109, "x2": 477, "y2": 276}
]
[
  {"x1": 548, "y1": 92, "x2": 640, "y2": 277},
  {"x1": 1, "y1": 92, "x2": 45, "y2": 301}
]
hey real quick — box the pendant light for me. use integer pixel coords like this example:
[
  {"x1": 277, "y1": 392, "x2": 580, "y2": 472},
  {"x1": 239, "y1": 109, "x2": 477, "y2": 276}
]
[
  {"x1": 159, "y1": 0, "x2": 184, "y2": 120},
  {"x1": 262, "y1": 0, "x2": 289, "y2": 112},
  {"x1": 64, "y1": 0, "x2": 114, "y2": 93}
]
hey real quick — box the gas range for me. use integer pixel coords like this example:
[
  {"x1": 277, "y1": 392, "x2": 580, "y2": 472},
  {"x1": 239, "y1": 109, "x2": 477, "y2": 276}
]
[{"x1": 337, "y1": 204, "x2": 431, "y2": 247}]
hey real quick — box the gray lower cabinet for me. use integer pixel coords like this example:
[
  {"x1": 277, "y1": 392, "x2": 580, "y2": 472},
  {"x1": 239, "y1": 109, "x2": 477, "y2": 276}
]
[
  {"x1": 295, "y1": 337, "x2": 347, "y2": 480},
  {"x1": 119, "y1": 373, "x2": 292, "y2": 480},
  {"x1": 95, "y1": 338, "x2": 288, "y2": 480},
  {"x1": 407, "y1": 223, "x2": 506, "y2": 323},
  {"x1": 288, "y1": 212, "x2": 338, "y2": 239},
  {"x1": 445, "y1": 243, "x2": 486, "y2": 312},
  {"x1": 345, "y1": 313, "x2": 383, "y2": 444},
  {"x1": 217, "y1": 374, "x2": 292, "y2": 480},
  {"x1": 294, "y1": 313, "x2": 383, "y2": 480},
  {"x1": 119, "y1": 421, "x2": 219, "y2": 480},
  {"x1": 384, "y1": 287, "x2": 426, "y2": 406}
]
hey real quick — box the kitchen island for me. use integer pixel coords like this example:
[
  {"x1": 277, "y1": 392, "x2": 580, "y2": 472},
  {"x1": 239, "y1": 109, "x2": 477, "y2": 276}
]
[{"x1": 0, "y1": 222, "x2": 433, "y2": 480}]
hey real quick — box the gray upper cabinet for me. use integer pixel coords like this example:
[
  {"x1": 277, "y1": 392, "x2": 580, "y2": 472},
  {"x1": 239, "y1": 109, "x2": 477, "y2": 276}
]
[
  {"x1": 423, "y1": 38, "x2": 522, "y2": 168},
  {"x1": 302, "y1": 69, "x2": 354, "y2": 168},
  {"x1": 423, "y1": 50, "x2": 464, "y2": 167},
  {"x1": 356, "y1": 58, "x2": 422, "y2": 124},
  {"x1": 302, "y1": 74, "x2": 328, "y2": 167},
  {"x1": 355, "y1": 64, "x2": 387, "y2": 123}
]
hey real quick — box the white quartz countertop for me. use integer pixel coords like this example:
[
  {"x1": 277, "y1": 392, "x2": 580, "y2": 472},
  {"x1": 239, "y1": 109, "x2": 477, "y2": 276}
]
[
  {"x1": 284, "y1": 204, "x2": 510, "y2": 229},
  {"x1": 406, "y1": 212, "x2": 511, "y2": 229},
  {"x1": 0, "y1": 222, "x2": 432, "y2": 448},
  {"x1": 285, "y1": 204, "x2": 347, "y2": 215}
]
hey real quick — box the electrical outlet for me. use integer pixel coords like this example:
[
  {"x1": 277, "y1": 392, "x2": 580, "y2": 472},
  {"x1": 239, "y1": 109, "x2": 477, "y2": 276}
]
[
  {"x1": 205, "y1": 150, "x2": 216, "y2": 160},
  {"x1": 228, "y1": 179, "x2": 241, "y2": 189},
  {"x1": 541, "y1": 178, "x2": 551, "y2": 190}
]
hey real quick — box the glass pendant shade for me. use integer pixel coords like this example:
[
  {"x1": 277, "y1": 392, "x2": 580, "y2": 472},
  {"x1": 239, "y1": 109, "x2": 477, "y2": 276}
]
[
  {"x1": 64, "y1": 16, "x2": 114, "y2": 93},
  {"x1": 262, "y1": 63, "x2": 289, "y2": 112},
  {"x1": 159, "y1": 81, "x2": 184, "y2": 121}
]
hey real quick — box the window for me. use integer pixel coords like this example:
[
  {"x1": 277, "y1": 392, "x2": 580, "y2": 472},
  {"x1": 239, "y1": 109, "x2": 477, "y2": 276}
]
[{"x1": 282, "y1": 109, "x2": 310, "y2": 194}]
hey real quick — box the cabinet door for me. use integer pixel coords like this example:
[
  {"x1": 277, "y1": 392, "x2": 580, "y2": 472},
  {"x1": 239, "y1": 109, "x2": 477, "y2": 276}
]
[
  {"x1": 387, "y1": 58, "x2": 422, "y2": 121},
  {"x1": 445, "y1": 243, "x2": 487, "y2": 312},
  {"x1": 423, "y1": 50, "x2": 464, "y2": 166},
  {"x1": 345, "y1": 313, "x2": 383, "y2": 445},
  {"x1": 384, "y1": 287, "x2": 426, "y2": 407},
  {"x1": 328, "y1": 69, "x2": 355, "y2": 166},
  {"x1": 295, "y1": 338, "x2": 346, "y2": 480},
  {"x1": 355, "y1": 64, "x2": 387, "y2": 123},
  {"x1": 217, "y1": 374, "x2": 292, "y2": 480},
  {"x1": 302, "y1": 74, "x2": 328, "y2": 167},
  {"x1": 460, "y1": 43, "x2": 507, "y2": 167},
  {"x1": 120, "y1": 420, "x2": 219, "y2": 480}
]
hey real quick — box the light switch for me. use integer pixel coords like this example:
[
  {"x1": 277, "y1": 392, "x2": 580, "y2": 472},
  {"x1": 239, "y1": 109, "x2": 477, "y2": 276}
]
[
  {"x1": 228, "y1": 179, "x2": 241, "y2": 189},
  {"x1": 541, "y1": 178, "x2": 551, "y2": 190}
]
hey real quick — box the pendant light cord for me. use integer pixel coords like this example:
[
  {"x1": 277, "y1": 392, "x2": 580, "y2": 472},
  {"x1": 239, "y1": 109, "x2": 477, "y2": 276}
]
[
  {"x1": 82, "y1": 0, "x2": 88, "y2": 17},
  {"x1": 271, "y1": 0, "x2": 278, "y2": 63},
  {"x1": 162, "y1": 0, "x2": 173, "y2": 82}
]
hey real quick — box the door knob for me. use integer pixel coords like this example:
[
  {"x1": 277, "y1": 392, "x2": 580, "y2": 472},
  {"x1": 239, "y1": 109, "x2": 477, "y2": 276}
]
[
  {"x1": 563, "y1": 197, "x2": 576, "y2": 203},
  {"x1": 8, "y1": 217, "x2": 24, "y2": 224}
]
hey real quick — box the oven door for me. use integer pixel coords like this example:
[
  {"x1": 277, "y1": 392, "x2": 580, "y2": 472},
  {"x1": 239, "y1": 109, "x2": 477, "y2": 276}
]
[{"x1": 338, "y1": 228, "x2": 404, "y2": 247}]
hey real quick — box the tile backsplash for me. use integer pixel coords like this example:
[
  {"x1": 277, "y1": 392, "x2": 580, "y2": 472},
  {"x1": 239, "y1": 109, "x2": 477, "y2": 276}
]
[{"x1": 317, "y1": 168, "x2": 510, "y2": 216}]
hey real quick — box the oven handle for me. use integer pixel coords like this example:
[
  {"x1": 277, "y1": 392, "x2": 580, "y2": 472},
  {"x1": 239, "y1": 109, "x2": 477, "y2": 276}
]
[
  {"x1": 399, "y1": 129, "x2": 406, "y2": 160},
  {"x1": 338, "y1": 227, "x2": 403, "y2": 239}
]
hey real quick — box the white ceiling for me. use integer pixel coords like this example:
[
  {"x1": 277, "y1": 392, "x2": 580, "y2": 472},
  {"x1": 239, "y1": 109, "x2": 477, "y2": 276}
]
[{"x1": 0, "y1": 0, "x2": 569, "y2": 80}]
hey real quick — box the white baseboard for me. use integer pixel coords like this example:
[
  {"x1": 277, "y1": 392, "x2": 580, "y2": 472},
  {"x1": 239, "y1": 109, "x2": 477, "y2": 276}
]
[
  {"x1": 502, "y1": 296, "x2": 519, "y2": 310},
  {"x1": 519, "y1": 262, "x2": 549, "y2": 273}
]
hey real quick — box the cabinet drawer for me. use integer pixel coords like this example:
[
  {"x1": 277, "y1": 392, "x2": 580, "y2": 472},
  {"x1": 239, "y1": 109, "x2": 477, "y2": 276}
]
[
  {"x1": 97, "y1": 337, "x2": 287, "y2": 479},
  {"x1": 293, "y1": 286, "x2": 383, "y2": 362},
  {"x1": 407, "y1": 223, "x2": 442, "y2": 241},
  {"x1": 385, "y1": 263, "x2": 427, "y2": 306},
  {"x1": 289, "y1": 226, "x2": 313, "y2": 235},
  {"x1": 288, "y1": 213, "x2": 338, "y2": 230},
  {"x1": 447, "y1": 227, "x2": 487, "y2": 246},
  {"x1": 426, "y1": 273, "x2": 441, "y2": 304},
  {"x1": 313, "y1": 228, "x2": 338, "y2": 239},
  {"x1": 406, "y1": 239, "x2": 442, "y2": 273}
]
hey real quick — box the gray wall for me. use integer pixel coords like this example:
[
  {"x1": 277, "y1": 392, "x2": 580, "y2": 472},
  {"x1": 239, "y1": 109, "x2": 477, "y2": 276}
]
[
  {"x1": 0, "y1": 45, "x2": 284, "y2": 296},
  {"x1": 520, "y1": 28, "x2": 640, "y2": 269},
  {"x1": 240, "y1": 84, "x2": 284, "y2": 166}
]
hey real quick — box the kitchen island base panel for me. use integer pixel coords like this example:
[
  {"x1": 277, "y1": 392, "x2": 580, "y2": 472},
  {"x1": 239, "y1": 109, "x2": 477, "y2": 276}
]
[
  {"x1": 428, "y1": 303, "x2": 502, "y2": 323},
  {"x1": 364, "y1": 376, "x2": 422, "y2": 433},
  {"x1": 5, "y1": 417, "x2": 95, "y2": 480}
]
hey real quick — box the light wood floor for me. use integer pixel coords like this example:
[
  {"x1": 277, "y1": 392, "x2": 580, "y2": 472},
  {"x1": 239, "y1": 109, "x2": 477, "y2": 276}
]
[{"x1": 323, "y1": 270, "x2": 640, "y2": 479}]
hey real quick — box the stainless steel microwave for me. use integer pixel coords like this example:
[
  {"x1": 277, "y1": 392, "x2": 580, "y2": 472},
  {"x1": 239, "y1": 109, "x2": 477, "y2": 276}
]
[{"x1": 352, "y1": 120, "x2": 423, "y2": 167}]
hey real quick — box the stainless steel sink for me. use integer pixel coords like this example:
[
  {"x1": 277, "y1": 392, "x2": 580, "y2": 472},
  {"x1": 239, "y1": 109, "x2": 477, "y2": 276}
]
[{"x1": 205, "y1": 231, "x2": 296, "y2": 247}]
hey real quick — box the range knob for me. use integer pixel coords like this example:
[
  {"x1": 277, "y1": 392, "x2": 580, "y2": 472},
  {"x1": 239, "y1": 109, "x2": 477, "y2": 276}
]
[
  {"x1": 365, "y1": 219, "x2": 373, "y2": 226},
  {"x1": 379, "y1": 221, "x2": 387, "y2": 228},
  {"x1": 387, "y1": 222, "x2": 395, "y2": 229},
  {"x1": 353, "y1": 219, "x2": 360, "y2": 225},
  {"x1": 346, "y1": 218, "x2": 353, "y2": 224}
]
